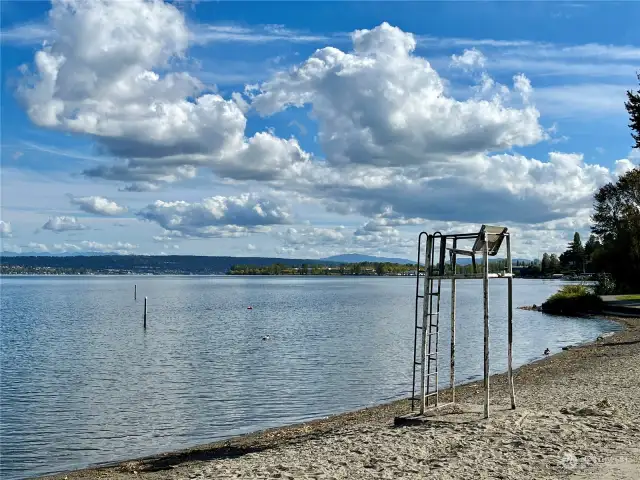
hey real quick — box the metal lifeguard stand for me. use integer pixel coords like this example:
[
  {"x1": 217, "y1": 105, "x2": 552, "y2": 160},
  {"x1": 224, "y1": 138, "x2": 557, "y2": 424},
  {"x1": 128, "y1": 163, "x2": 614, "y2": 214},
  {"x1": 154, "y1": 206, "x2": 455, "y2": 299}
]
[{"x1": 402, "y1": 225, "x2": 516, "y2": 421}]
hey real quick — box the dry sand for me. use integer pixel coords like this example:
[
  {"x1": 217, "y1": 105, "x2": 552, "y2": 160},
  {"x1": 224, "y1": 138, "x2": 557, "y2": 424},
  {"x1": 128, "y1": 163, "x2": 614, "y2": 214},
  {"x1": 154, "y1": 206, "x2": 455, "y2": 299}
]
[{"x1": 46, "y1": 315, "x2": 640, "y2": 480}]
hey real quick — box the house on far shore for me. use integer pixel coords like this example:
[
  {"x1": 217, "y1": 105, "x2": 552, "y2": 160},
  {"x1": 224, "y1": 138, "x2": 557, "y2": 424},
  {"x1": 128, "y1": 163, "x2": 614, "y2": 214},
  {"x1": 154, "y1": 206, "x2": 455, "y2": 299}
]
[{"x1": 552, "y1": 273, "x2": 564, "y2": 279}]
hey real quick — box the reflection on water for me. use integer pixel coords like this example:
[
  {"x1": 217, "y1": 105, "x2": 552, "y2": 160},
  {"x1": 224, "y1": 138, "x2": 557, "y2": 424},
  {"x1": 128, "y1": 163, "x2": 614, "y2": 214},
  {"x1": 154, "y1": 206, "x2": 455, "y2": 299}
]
[{"x1": 0, "y1": 276, "x2": 620, "y2": 478}]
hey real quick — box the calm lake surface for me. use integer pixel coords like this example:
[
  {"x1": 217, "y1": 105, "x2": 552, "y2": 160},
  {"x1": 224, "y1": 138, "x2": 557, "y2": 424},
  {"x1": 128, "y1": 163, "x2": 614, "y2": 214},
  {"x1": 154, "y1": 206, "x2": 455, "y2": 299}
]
[{"x1": 0, "y1": 276, "x2": 621, "y2": 479}]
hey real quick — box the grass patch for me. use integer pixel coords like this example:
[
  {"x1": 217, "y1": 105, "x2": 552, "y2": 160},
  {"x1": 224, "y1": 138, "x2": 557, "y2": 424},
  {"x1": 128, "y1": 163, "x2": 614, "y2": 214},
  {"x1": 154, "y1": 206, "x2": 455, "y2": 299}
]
[
  {"x1": 541, "y1": 284, "x2": 604, "y2": 316},
  {"x1": 615, "y1": 294, "x2": 640, "y2": 301}
]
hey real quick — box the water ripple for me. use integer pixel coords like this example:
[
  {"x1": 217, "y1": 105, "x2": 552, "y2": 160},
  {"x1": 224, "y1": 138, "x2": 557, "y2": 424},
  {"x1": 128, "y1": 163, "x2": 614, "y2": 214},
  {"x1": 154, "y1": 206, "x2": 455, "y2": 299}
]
[{"x1": 0, "y1": 276, "x2": 620, "y2": 479}]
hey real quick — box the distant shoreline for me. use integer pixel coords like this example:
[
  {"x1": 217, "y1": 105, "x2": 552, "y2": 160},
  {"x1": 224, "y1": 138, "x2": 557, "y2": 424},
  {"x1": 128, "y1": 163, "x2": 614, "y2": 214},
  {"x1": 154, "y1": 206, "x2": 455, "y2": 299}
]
[{"x1": 0, "y1": 272, "x2": 576, "y2": 280}]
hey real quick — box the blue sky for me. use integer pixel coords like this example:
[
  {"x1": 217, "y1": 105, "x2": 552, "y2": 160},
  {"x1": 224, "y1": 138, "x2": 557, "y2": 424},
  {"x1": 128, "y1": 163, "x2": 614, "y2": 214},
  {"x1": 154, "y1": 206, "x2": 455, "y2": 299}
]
[{"x1": 1, "y1": 0, "x2": 639, "y2": 259}]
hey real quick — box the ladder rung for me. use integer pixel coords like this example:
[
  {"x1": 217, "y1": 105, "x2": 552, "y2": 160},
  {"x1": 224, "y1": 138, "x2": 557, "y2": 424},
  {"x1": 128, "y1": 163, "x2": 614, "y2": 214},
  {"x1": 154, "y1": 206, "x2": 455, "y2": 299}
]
[
  {"x1": 425, "y1": 392, "x2": 438, "y2": 397},
  {"x1": 417, "y1": 295, "x2": 424, "y2": 298}
]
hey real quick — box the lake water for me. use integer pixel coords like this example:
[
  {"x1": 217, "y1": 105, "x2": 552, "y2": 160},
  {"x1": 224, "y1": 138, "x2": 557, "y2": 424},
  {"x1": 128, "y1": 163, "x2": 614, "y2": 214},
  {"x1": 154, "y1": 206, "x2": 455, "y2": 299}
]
[{"x1": 0, "y1": 276, "x2": 621, "y2": 479}]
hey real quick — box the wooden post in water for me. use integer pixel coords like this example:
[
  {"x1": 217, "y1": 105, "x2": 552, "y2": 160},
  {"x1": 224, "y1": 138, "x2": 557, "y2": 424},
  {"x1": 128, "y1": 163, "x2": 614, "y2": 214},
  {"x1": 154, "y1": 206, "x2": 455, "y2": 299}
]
[
  {"x1": 134, "y1": 284, "x2": 137, "y2": 301},
  {"x1": 144, "y1": 297, "x2": 147, "y2": 329}
]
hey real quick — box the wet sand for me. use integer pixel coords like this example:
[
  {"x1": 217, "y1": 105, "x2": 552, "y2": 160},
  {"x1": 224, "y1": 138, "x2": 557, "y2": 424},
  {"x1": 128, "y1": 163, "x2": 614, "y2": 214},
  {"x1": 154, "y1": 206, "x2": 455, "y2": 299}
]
[{"x1": 44, "y1": 315, "x2": 640, "y2": 480}]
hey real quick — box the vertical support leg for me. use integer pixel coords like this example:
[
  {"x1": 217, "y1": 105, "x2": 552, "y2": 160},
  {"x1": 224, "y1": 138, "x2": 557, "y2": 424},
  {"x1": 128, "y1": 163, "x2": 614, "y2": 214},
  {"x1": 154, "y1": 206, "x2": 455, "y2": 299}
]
[
  {"x1": 508, "y1": 276, "x2": 516, "y2": 409},
  {"x1": 450, "y1": 238, "x2": 457, "y2": 404},
  {"x1": 506, "y1": 234, "x2": 516, "y2": 410},
  {"x1": 420, "y1": 235, "x2": 433, "y2": 415},
  {"x1": 483, "y1": 233, "x2": 490, "y2": 419},
  {"x1": 435, "y1": 235, "x2": 445, "y2": 407},
  {"x1": 412, "y1": 233, "x2": 426, "y2": 412}
]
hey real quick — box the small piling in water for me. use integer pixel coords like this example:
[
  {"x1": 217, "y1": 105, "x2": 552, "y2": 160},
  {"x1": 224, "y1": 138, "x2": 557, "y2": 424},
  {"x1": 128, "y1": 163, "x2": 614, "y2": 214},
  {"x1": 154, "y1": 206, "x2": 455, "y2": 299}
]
[
  {"x1": 134, "y1": 284, "x2": 137, "y2": 301},
  {"x1": 144, "y1": 297, "x2": 147, "y2": 329}
]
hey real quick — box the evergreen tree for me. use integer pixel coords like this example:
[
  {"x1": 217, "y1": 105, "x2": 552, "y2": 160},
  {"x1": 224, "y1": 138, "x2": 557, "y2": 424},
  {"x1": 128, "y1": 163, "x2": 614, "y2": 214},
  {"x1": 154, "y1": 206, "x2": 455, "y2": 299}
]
[
  {"x1": 549, "y1": 254, "x2": 560, "y2": 273},
  {"x1": 625, "y1": 72, "x2": 640, "y2": 149},
  {"x1": 541, "y1": 253, "x2": 551, "y2": 274},
  {"x1": 569, "y1": 232, "x2": 585, "y2": 272},
  {"x1": 584, "y1": 234, "x2": 602, "y2": 272}
]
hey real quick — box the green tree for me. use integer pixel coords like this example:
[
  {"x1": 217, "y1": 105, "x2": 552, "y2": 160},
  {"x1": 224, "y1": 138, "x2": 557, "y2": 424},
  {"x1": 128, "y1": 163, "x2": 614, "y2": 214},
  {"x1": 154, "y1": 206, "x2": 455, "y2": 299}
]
[
  {"x1": 591, "y1": 167, "x2": 640, "y2": 292},
  {"x1": 549, "y1": 254, "x2": 560, "y2": 274},
  {"x1": 541, "y1": 253, "x2": 551, "y2": 274},
  {"x1": 584, "y1": 234, "x2": 602, "y2": 273},
  {"x1": 626, "y1": 72, "x2": 640, "y2": 149},
  {"x1": 567, "y1": 232, "x2": 585, "y2": 272}
]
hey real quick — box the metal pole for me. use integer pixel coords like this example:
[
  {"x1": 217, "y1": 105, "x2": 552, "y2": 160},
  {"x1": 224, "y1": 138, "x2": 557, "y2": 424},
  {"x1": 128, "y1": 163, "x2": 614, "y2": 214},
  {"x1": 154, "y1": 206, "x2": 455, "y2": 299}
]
[
  {"x1": 506, "y1": 234, "x2": 516, "y2": 409},
  {"x1": 435, "y1": 235, "x2": 445, "y2": 407},
  {"x1": 483, "y1": 232, "x2": 490, "y2": 419},
  {"x1": 144, "y1": 297, "x2": 147, "y2": 329},
  {"x1": 412, "y1": 232, "x2": 426, "y2": 412},
  {"x1": 420, "y1": 235, "x2": 433, "y2": 415},
  {"x1": 450, "y1": 238, "x2": 457, "y2": 404}
]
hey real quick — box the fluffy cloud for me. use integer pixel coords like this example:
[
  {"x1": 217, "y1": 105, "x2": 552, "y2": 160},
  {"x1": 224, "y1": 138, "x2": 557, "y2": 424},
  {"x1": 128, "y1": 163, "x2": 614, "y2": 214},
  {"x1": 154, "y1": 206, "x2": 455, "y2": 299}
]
[
  {"x1": 42, "y1": 216, "x2": 88, "y2": 232},
  {"x1": 13, "y1": 2, "x2": 632, "y2": 258},
  {"x1": 137, "y1": 194, "x2": 292, "y2": 238},
  {"x1": 0, "y1": 221, "x2": 12, "y2": 238},
  {"x1": 69, "y1": 195, "x2": 128, "y2": 216},
  {"x1": 13, "y1": 241, "x2": 138, "y2": 255},
  {"x1": 450, "y1": 48, "x2": 486, "y2": 70},
  {"x1": 274, "y1": 223, "x2": 416, "y2": 258},
  {"x1": 291, "y1": 151, "x2": 612, "y2": 226},
  {"x1": 71, "y1": 240, "x2": 137, "y2": 254},
  {"x1": 17, "y1": 0, "x2": 306, "y2": 191},
  {"x1": 250, "y1": 22, "x2": 544, "y2": 168}
]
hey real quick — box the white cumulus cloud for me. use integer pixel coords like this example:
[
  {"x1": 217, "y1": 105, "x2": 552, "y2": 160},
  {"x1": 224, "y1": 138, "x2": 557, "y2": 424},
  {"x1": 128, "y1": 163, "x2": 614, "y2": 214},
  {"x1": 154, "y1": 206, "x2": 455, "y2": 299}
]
[
  {"x1": 250, "y1": 22, "x2": 544, "y2": 167},
  {"x1": 137, "y1": 194, "x2": 292, "y2": 238},
  {"x1": 41, "y1": 216, "x2": 88, "y2": 233},
  {"x1": 0, "y1": 221, "x2": 12, "y2": 238},
  {"x1": 69, "y1": 195, "x2": 128, "y2": 216},
  {"x1": 17, "y1": 0, "x2": 306, "y2": 191},
  {"x1": 450, "y1": 48, "x2": 486, "y2": 70}
]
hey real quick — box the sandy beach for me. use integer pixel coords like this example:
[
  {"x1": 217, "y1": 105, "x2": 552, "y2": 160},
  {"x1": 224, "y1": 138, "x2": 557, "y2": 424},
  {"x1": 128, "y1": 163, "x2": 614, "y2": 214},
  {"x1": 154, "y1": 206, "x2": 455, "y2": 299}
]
[{"x1": 44, "y1": 315, "x2": 640, "y2": 480}]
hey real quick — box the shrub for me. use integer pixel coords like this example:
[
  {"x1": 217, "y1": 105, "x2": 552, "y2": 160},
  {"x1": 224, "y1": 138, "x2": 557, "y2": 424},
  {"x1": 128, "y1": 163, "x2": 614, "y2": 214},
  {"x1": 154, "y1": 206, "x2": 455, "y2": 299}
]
[
  {"x1": 541, "y1": 284, "x2": 604, "y2": 315},
  {"x1": 592, "y1": 273, "x2": 617, "y2": 296}
]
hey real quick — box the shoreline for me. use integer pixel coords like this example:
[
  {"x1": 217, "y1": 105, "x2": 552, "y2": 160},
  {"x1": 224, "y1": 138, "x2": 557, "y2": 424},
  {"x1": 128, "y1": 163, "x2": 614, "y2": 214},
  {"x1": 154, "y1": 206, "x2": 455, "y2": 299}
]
[{"x1": 42, "y1": 313, "x2": 640, "y2": 480}]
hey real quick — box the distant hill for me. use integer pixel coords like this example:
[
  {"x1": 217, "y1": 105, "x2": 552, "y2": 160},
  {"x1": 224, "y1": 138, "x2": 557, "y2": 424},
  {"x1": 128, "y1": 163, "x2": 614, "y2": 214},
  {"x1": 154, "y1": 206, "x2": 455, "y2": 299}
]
[
  {"x1": 1, "y1": 253, "x2": 536, "y2": 275},
  {"x1": 322, "y1": 254, "x2": 415, "y2": 264},
  {"x1": 0, "y1": 255, "x2": 340, "y2": 275}
]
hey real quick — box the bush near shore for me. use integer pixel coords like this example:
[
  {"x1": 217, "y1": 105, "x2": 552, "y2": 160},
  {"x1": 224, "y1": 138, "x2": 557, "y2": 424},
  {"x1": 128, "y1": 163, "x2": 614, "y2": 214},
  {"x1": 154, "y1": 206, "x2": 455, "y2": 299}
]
[{"x1": 541, "y1": 285, "x2": 604, "y2": 316}]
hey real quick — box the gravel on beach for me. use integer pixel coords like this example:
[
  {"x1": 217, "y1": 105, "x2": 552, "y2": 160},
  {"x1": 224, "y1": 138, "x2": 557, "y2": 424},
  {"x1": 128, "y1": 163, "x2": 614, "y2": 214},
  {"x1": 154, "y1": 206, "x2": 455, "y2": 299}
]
[{"x1": 45, "y1": 315, "x2": 640, "y2": 480}]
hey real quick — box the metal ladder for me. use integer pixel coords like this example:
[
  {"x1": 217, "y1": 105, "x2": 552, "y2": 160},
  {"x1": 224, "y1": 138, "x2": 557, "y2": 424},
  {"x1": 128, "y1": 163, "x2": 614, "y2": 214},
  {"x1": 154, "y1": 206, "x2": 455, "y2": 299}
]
[{"x1": 411, "y1": 232, "x2": 444, "y2": 413}]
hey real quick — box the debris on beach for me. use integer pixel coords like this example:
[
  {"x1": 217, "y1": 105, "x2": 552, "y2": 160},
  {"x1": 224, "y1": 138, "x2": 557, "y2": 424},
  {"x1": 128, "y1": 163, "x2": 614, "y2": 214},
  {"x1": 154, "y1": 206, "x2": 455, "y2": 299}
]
[{"x1": 560, "y1": 399, "x2": 615, "y2": 417}]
